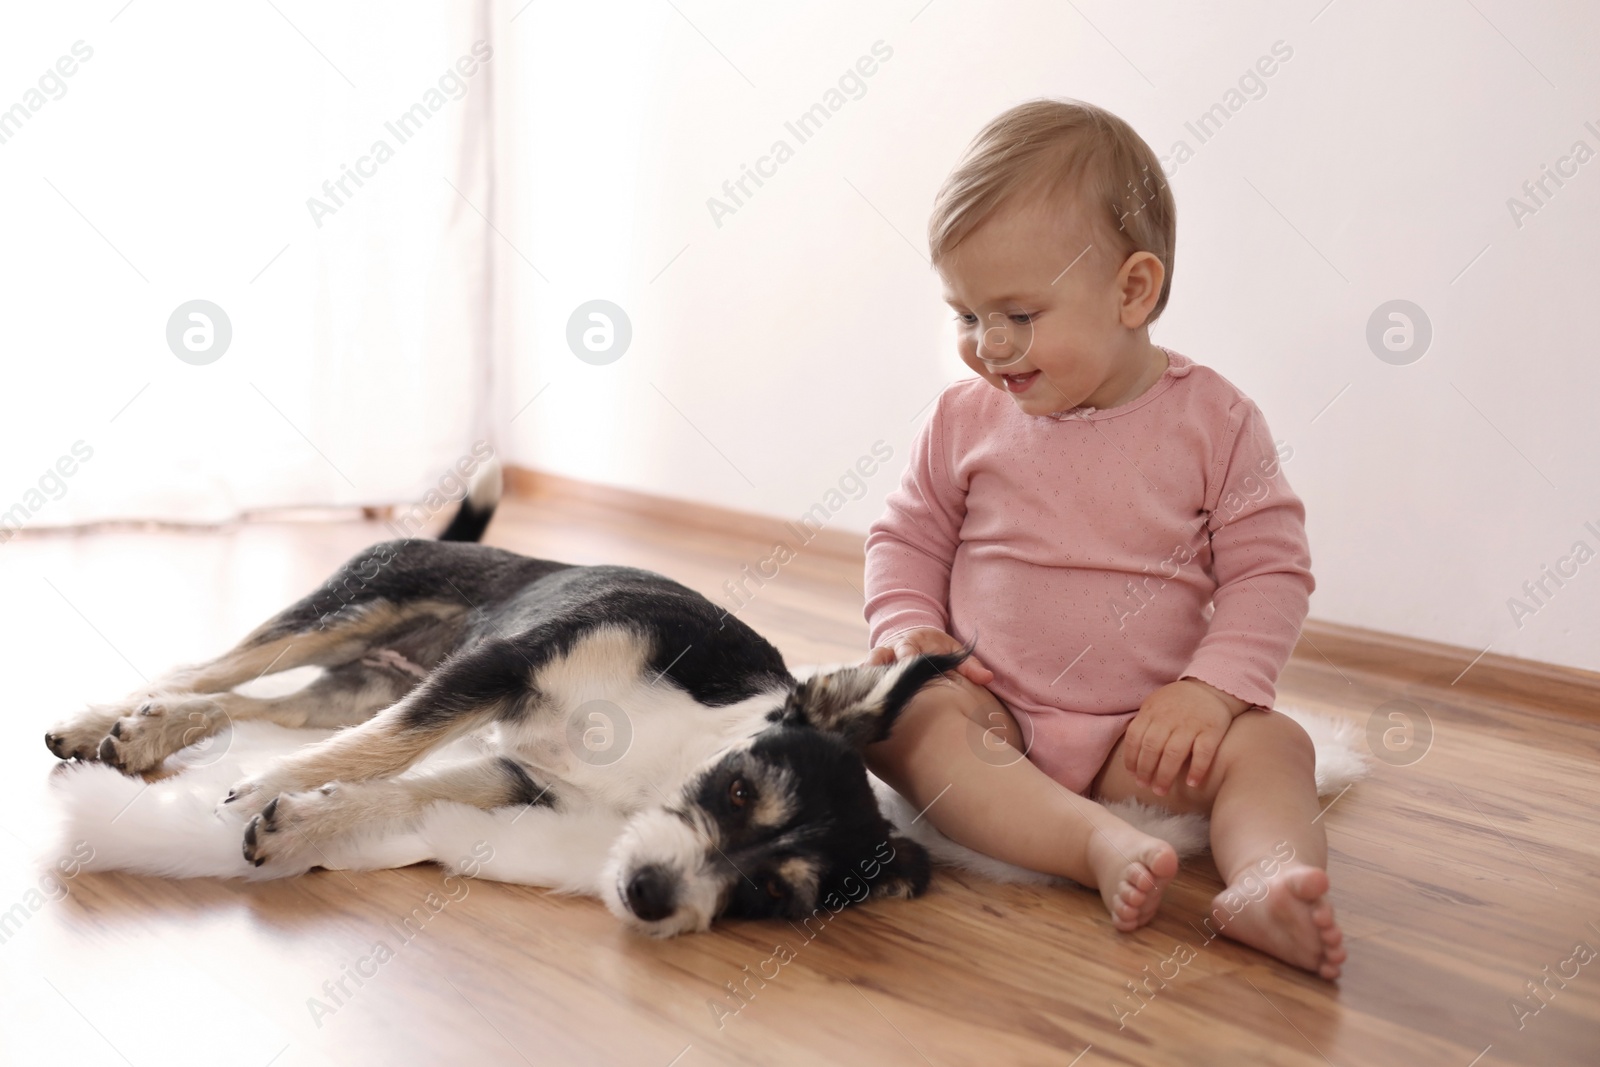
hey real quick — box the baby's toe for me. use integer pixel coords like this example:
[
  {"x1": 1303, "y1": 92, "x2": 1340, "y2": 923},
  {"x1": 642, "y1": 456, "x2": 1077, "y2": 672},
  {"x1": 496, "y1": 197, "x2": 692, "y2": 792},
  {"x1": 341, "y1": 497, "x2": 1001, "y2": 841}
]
[
  {"x1": 1145, "y1": 844, "x2": 1179, "y2": 882},
  {"x1": 1286, "y1": 865, "x2": 1329, "y2": 901}
]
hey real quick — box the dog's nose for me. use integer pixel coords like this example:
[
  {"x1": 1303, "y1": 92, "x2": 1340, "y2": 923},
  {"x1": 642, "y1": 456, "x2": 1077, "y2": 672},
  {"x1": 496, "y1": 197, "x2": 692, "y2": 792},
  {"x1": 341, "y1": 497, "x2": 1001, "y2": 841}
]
[{"x1": 624, "y1": 865, "x2": 677, "y2": 922}]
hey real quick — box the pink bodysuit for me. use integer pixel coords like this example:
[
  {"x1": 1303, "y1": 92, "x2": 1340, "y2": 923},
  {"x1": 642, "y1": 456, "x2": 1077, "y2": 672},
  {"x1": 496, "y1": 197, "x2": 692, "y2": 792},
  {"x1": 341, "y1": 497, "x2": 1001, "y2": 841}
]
[{"x1": 864, "y1": 347, "x2": 1314, "y2": 794}]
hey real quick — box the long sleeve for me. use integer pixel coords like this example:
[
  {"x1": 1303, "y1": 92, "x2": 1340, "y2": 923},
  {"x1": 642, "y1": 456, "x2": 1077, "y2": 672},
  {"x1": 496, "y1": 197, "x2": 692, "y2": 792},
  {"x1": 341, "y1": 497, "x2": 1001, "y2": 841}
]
[
  {"x1": 863, "y1": 390, "x2": 967, "y2": 649},
  {"x1": 1180, "y1": 400, "x2": 1314, "y2": 709}
]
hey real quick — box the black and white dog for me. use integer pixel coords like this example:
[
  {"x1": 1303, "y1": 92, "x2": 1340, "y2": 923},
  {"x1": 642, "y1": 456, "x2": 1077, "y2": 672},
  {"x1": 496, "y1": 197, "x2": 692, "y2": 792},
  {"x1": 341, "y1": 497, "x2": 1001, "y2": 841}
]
[{"x1": 43, "y1": 478, "x2": 965, "y2": 936}]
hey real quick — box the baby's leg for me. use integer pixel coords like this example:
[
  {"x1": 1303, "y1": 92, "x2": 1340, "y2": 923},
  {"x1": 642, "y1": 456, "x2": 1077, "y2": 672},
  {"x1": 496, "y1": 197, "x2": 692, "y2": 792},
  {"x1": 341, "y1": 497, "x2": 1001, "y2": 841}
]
[
  {"x1": 865, "y1": 673, "x2": 1177, "y2": 931},
  {"x1": 1093, "y1": 709, "x2": 1346, "y2": 979}
]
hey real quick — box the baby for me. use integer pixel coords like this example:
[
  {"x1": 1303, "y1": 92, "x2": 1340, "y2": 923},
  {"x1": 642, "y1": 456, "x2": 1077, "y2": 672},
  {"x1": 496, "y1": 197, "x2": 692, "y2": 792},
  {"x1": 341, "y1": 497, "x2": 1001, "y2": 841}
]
[{"x1": 862, "y1": 99, "x2": 1344, "y2": 980}]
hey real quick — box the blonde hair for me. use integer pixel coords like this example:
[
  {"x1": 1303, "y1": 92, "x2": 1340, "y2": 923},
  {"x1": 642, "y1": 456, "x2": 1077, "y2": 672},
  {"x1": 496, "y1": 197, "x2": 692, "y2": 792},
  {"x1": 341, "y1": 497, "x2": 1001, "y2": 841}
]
[{"x1": 929, "y1": 98, "x2": 1176, "y2": 322}]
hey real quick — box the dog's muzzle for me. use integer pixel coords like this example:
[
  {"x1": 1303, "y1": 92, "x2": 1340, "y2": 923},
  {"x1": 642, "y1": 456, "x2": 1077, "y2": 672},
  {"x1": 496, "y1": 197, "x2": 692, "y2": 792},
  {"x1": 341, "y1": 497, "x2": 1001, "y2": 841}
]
[{"x1": 602, "y1": 808, "x2": 726, "y2": 936}]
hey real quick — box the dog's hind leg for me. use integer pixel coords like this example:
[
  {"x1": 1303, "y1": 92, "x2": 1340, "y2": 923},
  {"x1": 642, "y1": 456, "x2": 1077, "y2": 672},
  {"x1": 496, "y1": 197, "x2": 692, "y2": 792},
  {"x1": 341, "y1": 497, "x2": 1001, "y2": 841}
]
[
  {"x1": 155, "y1": 594, "x2": 464, "y2": 697},
  {"x1": 240, "y1": 755, "x2": 552, "y2": 871},
  {"x1": 90, "y1": 659, "x2": 424, "y2": 776},
  {"x1": 46, "y1": 577, "x2": 463, "y2": 763}
]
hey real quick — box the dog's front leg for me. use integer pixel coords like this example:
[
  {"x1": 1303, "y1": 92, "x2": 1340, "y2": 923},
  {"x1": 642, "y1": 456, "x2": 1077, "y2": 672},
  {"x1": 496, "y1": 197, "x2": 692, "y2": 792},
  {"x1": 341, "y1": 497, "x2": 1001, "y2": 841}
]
[
  {"x1": 240, "y1": 755, "x2": 552, "y2": 873},
  {"x1": 219, "y1": 639, "x2": 532, "y2": 816},
  {"x1": 220, "y1": 709, "x2": 448, "y2": 817}
]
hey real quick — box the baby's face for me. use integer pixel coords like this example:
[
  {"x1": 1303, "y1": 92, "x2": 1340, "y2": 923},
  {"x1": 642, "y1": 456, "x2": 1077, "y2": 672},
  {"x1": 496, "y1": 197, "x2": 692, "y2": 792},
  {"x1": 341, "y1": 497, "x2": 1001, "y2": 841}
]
[{"x1": 937, "y1": 195, "x2": 1146, "y2": 416}]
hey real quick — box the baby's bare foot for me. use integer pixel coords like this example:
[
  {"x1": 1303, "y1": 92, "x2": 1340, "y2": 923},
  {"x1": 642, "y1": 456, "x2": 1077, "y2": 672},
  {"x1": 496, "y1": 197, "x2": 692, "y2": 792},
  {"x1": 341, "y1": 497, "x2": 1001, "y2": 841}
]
[
  {"x1": 1210, "y1": 864, "x2": 1345, "y2": 980},
  {"x1": 1086, "y1": 824, "x2": 1179, "y2": 932}
]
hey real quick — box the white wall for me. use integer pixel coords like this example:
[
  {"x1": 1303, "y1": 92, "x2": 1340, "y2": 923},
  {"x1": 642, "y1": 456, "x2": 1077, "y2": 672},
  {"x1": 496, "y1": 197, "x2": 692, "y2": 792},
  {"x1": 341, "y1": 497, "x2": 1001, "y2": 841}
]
[
  {"x1": 497, "y1": 0, "x2": 1600, "y2": 674},
  {"x1": 0, "y1": 2, "x2": 491, "y2": 524}
]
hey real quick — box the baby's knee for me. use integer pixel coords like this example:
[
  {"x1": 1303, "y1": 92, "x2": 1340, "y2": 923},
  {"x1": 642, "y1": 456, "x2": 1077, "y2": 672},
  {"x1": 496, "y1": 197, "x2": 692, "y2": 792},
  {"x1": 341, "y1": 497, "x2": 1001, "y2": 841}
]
[
  {"x1": 1226, "y1": 709, "x2": 1315, "y2": 768},
  {"x1": 896, "y1": 672, "x2": 975, "y2": 720},
  {"x1": 867, "y1": 673, "x2": 1009, "y2": 759},
  {"x1": 924, "y1": 674, "x2": 1019, "y2": 735}
]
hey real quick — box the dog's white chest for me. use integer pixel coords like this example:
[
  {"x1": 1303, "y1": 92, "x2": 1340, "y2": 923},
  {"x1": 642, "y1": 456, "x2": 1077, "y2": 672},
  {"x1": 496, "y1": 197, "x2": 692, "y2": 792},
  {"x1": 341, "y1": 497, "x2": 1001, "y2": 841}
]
[{"x1": 497, "y1": 683, "x2": 755, "y2": 813}]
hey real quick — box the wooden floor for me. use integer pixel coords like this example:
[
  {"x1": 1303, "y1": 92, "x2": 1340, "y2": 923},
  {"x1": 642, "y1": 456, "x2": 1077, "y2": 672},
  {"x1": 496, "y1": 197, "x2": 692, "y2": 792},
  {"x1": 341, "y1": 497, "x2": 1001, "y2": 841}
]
[{"x1": 2, "y1": 489, "x2": 1597, "y2": 1067}]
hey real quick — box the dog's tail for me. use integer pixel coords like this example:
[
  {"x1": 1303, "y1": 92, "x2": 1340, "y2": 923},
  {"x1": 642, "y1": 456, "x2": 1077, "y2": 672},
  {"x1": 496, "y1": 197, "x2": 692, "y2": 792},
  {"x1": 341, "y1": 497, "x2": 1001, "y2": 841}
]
[{"x1": 438, "y1": 453, "x2": 503, "y2": 543}]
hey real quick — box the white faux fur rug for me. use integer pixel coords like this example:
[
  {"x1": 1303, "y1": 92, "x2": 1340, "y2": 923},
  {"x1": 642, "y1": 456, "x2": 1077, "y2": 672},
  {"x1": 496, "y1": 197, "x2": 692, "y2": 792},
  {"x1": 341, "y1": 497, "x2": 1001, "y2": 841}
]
[{"x1": 46, "y1": 701, "x2": 1370, "y2": 891}]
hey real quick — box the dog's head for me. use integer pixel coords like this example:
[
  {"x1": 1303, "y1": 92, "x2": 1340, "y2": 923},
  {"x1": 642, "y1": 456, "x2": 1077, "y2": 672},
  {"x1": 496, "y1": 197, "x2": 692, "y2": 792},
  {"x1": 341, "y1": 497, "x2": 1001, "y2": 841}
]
[{"x1": 601, "y1": 647, "x2": 969, "y2": 936}]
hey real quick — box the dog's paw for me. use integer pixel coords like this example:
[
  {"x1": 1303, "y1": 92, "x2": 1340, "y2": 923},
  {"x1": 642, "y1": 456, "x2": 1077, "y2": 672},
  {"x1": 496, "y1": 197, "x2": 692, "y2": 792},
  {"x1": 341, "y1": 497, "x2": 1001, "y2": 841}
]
[
  {"x1": 45, "y1": 706, "x2": 123, "y2": 763},
  {"x1": 46, "y1": 696, "x2": 166, "y2": 765},
  {"x1": 241, "y1": 787, "x2": 342, "y2": 870},
  {"x1": 220, "y1": 772, "x2": 291, "y2": 817},
  {"x1": 94, "y1": 696, "x2": 229, "y2": 776}
]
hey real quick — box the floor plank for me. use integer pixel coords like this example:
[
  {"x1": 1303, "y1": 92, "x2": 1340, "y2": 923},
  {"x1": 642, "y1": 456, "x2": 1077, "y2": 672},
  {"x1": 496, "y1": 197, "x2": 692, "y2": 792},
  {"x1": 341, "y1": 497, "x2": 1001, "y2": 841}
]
[{"x1": 1, "y1": 492, "x2": 1596, "y2": 1066}]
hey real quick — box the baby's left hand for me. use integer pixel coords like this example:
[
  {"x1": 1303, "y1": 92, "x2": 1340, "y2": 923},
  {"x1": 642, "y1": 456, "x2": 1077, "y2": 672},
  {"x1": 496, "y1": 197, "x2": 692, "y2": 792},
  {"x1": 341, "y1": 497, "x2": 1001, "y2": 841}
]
[{"x1": 1123, "y1": 678, "x2": 1248, "y2": 796}]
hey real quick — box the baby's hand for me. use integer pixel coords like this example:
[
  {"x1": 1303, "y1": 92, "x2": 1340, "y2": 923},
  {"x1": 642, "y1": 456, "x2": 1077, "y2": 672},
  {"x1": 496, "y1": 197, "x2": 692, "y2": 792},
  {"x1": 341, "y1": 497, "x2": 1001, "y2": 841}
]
[
  {"x1": 1124, "y1": 678, "x2": 1246, "y2": 795},
  {"x1": 864, "y1": 627, "x2": 994, "y2": 686}
]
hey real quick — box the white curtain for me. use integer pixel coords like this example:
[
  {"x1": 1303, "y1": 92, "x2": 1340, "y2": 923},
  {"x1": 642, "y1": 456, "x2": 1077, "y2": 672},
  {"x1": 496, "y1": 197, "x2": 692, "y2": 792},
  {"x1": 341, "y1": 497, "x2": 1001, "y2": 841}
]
[{"x1": 0, "y1": 1, "x2": 497, "y2": 531}]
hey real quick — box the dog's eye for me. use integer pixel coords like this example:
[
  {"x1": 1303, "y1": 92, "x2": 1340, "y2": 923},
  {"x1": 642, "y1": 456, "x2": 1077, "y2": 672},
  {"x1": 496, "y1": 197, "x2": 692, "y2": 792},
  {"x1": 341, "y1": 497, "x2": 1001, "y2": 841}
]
[
  {"x1": 764, "y1": 877, "x2": 786, "y2": 900},
  {"x1": 728, "y1": 778, "x2": 751, "y2": 809}
]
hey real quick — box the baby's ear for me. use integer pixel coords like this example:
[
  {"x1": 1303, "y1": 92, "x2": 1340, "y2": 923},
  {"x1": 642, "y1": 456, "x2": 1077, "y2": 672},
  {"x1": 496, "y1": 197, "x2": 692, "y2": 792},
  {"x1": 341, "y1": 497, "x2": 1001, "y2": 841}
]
[
  {"x1": 776, "y1": 645, "x2": 972, "y2": 749},
  {"x1": 869, "y1": 835, "x2": 932, "y2": 900}
]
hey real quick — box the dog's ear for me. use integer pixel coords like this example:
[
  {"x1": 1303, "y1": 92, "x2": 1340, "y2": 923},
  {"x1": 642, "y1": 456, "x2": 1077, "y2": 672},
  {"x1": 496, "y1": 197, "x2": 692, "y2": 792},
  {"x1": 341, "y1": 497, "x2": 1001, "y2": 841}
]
[
  {"x1": 776, "y1": 644, "x2": 972, "y2": 749},
  {"x1": 868, "y1": 835, "x2": 932, "y2": 900}
]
